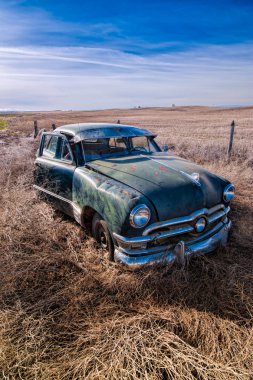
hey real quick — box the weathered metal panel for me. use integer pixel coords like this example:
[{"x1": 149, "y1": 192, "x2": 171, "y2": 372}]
[
  {"x1": 72, "y1": 167, "x2": 157, "y2": 236},
  {"x1": 88, "y1": 154, "x2": 229, "y2": 221}
]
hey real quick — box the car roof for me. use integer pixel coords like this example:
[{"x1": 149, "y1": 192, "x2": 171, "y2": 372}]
[{"x1": 54, "y1": 123, "x2": 155, "y2": 142}]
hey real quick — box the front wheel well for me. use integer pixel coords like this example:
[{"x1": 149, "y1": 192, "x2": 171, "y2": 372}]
[{"x1": 81, "y1": 206, "x2": 97, "y2": 229}]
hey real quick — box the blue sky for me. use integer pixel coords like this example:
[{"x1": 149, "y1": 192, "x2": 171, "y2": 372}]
[{"x1": 0, "y1": 0, "x2": 252, "y2": 110}]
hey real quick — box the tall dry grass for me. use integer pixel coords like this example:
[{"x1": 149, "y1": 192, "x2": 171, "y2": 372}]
[{"x1": 0, "y1": 107, "x2": 253, "y2": 379}]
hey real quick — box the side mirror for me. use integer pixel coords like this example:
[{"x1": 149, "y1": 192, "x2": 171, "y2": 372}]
[{"x1": 163, "y1": 144, "x2": 169, "y2": 152}]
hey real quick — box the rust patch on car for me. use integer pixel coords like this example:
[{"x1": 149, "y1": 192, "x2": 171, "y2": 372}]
[{"x1": 159, "y1": 165, "x2": 169, "y2": 172}]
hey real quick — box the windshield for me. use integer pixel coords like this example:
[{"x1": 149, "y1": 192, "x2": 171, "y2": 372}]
[{"x1": 82, "y1": 136, "x2": 160, "y2": 162}]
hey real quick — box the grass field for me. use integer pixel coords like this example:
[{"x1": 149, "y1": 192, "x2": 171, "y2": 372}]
[
  {"x1": 0, "y1": 119, "x2": 7, "y2": 131},
  {"x1": 0, "y1": 106, "x2": 253, "y2": 379}
]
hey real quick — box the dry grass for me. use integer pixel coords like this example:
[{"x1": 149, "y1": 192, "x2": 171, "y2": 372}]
[{"x1": 0, "y1": 106, "x2": 253, "y2": 379}]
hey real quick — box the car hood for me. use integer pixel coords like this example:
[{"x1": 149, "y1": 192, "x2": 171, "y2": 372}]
[{"x1": 87, "y1": 153, "x2": 228, "y2": 221}]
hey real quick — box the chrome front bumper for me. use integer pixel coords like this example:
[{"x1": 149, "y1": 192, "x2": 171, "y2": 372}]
[{"x1": 113, "y1": 220, "x2": 232, "y2": 268}]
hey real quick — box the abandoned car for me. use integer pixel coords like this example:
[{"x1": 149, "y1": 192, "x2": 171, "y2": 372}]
[{"x1": 34, "y1": 123, "x2": 234, "y2": 267}]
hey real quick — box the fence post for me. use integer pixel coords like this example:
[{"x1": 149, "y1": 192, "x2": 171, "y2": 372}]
[
  {"x1": 227, "y1": 120, "x2": 235, "y2": 159},
  {"x1": 33, "y1": 120, "x2": 38, "y2": 138},
  {"x1": 52, "y1": 123, "x2": 56, "y2": 130}
]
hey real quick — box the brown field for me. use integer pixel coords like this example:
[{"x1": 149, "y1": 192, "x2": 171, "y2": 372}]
[{"x1": 0, "y1": 106, "x2": 253, "y2": 379}]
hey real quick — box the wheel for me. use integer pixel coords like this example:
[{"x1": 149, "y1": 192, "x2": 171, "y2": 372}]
[{"x1": 92, "y1": 213, "x2": 114, "y2": 261}]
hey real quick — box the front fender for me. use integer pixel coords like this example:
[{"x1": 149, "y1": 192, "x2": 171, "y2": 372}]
[{"x1": 73, "y1": 167, "x2": 156, "y2": 236}]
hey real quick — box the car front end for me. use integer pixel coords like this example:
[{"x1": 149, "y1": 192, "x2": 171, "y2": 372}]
[
  {"x1": 113, "y1": 201, "x2": 232, "y2": 267},
  {"x1": 88, "y1": 152, "x2": 235, "y2": 267}
]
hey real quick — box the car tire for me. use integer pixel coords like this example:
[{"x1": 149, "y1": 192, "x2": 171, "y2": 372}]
[{"x1": 92, "y1": 213, "x2": 114, "y2": 261}]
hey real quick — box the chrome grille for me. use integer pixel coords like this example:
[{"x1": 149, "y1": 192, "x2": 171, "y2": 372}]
[
  {"x1": 143, "y1": 204, "x2": 230, "y2": 237},
  {"x1": 113, "y1": 204, "x2": 230, "y2": 251}
]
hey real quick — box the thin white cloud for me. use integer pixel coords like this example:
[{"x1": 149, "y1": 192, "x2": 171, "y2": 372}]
[
  {"x1": 0, "y1": 4, "x2": 120, "y2": 47},
  {"x1": 0, "y1": 43, "x2": 252, "y2": 110}
]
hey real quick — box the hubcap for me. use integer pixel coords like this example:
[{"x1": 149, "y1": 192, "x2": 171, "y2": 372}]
[{"x1": 98, "y1": 226, "x2": 108, "y2": 249}]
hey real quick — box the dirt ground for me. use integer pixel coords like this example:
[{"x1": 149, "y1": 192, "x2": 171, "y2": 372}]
[{"x1": 0, "y1": 106, "x2": 253, "y2": 379}]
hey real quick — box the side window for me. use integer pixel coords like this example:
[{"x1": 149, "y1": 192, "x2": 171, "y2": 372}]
[
  {"x1": 131, "y1": 136, "x2": 149, "y2": 152},
  {"x1": 41, "y1": 135, "x2": 50, "y2": 155},
  {"x1": 42, "y1": 135, "x2": 59, "y2": 158},
  {"x1": 61, "y1": 139, "x2": 73, "y2": 162}
]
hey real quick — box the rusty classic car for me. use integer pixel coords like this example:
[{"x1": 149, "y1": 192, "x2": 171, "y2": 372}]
[{"x1": 34, "y1": 123, "x2": 234, "y2": 267}]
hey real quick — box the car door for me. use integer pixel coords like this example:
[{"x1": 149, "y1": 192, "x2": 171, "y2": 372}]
[{"x1": 34, "y1": 133, "x2": 76, "y2": 217}]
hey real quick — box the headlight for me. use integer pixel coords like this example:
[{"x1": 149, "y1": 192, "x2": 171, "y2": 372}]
[
  {"x1": 130, "y1": 204, "x2": 151, "y2": 228},
  {"x1": 223, "y1": 184, "x2": 235, "y2": 202}
]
